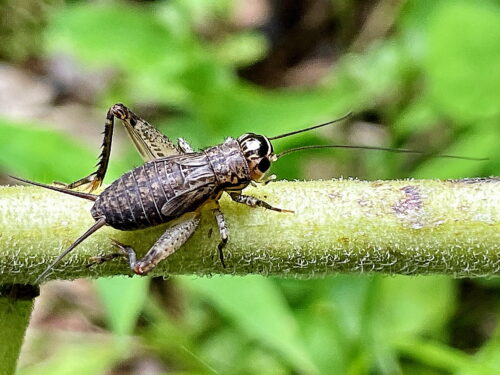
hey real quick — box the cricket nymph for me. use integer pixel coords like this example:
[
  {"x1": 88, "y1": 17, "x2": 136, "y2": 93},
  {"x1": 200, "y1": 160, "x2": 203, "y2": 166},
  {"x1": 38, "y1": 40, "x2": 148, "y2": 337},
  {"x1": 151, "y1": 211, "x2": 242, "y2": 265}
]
[{"x1": 91, "y1": 137, "x2": 261, "y2": 231}]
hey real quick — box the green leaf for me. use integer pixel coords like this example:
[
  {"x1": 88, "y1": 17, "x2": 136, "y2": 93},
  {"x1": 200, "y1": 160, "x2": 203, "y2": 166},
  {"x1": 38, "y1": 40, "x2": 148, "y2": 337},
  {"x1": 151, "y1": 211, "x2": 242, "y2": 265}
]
[
  {"x1": 46, "y1": 3, "x2": 174, "y2": 72},
  {"x1": 297, "y1": 301, "x2": 348, "y2": 374},
  {"x1": 374, "y1": 276, "x2": 456, "y2": 337},
  {"x1": 0, "y1": 117, "x2": 129, "y2": 182},
  {"x1": 212, "y1": 31, "x2": 268, "y2": 67},
  {"x1": 396, "y1": 337, "x2": 473, "y2": 373},
  {"x1": 95, "y1": 276, "x2": 150, "y2": 335},
  {"x1": 0, "y1": 118, "x2": 95, "y2": 182},
  {"x1": 44, "y1": 2, "x2": 233, "y2": 106},
  {"x1": 182, "y1": 275, "x2": 318, "y2": 374},
  {"x1": 368, "y1": 276, "x2": 457, "y2": 374},
  {"x1": 412, "y1": 123, "x2": 498, "y2": 179},
  {"x1": 392, "y1": 98, "x2": 440, "y2": 137},
  {"x1": 468, "y1": 336, "x2": 500, "y2": 375},
  {"x1": 425, "y1": 2, "x2": 500, "y2": 121}
]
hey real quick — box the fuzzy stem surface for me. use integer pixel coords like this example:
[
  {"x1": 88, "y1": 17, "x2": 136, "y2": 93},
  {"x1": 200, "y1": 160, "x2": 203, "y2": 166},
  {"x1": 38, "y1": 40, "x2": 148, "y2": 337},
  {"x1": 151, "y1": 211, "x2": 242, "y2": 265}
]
[{"x1": 0, "y1": 178, "x2": 499, "y2": 283}]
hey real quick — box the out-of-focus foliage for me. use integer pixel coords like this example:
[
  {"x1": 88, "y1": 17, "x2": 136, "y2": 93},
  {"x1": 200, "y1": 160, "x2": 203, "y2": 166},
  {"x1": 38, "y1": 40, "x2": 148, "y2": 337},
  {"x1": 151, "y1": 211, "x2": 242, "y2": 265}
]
[
  {"x1": 0, "y1": 0, "x2": 61, "y2": 61},
  {"x1": 1, "y1": 0, "x2": 498, "y2": 374}
]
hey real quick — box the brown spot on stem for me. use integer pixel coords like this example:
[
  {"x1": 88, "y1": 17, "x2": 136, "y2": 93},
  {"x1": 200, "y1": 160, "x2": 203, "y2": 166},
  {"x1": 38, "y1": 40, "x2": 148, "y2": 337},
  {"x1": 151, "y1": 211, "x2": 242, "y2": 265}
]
[
  {"x1": 393, "y1": 185, "x2": 424, "y2": 229},
  {"x1": 447, "y1": 177, "x2": 500, "y2": 184}
]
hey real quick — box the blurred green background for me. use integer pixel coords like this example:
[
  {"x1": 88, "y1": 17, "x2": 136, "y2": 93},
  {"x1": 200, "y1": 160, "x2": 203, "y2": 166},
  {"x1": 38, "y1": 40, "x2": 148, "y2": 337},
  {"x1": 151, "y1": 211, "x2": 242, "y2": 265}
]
[{"x1": 1, "y1": 0, "x2": 499, "y2": 374}]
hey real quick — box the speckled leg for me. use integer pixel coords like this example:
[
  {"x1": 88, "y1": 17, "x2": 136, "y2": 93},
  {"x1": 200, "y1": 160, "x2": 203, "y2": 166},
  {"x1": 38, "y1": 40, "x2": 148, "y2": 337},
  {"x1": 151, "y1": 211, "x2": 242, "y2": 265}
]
[
  {"x1": 213, "y1": 208, "x2": 228, "y2": 268},
  {"x1": 229, "y1": 193, "x2": 294, "y2": 213},
  {"x1": 177, "y1": 137, "x2": 194, "y2": 153},
  {"x1": 111, "y1": 214, "x2": 201, "y2": 275},
  {"x1": 54, "y1": 107, "x2": 117, "y2": 192},
  {"x1": 56, "y1": 104, "x2": 187, "y2": 192}
]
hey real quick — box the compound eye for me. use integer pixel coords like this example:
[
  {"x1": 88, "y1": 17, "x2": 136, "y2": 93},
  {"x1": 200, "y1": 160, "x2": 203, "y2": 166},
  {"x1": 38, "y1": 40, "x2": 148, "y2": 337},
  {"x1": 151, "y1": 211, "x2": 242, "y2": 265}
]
[
  {"x1": 257, "y1": 137, "x2": 269, "y2": 156},
  {"x1": 258, "y1": 158, "x2": 270, "y2": 172}
]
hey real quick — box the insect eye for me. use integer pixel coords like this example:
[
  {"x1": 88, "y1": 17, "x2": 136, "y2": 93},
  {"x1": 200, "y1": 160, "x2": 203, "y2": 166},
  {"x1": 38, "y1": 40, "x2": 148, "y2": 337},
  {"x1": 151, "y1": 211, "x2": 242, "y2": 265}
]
[
  {"x1": 258, "y1": 158, "x2": 270, "y2": 172},
  {"x1": 258, "y1": 138, "x2": 269, "y2": 156}
]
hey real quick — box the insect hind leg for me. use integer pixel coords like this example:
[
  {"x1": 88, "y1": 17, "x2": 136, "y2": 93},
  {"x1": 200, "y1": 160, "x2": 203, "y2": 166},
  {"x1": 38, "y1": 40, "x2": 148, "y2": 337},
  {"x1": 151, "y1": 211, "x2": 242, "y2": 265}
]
[
  {"x1": 107, "y1": 213, "x2": 201, "y2": 275},
  {"x1": 56, "y1": 104, "x2": 125, "y2": 192}
]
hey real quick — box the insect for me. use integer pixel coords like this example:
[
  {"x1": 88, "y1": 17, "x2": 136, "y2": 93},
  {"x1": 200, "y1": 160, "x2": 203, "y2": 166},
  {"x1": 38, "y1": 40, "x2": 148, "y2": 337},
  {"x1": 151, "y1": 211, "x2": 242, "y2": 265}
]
[{"x1": 13, "y1": 104, "x2": 484, "y2": 283}]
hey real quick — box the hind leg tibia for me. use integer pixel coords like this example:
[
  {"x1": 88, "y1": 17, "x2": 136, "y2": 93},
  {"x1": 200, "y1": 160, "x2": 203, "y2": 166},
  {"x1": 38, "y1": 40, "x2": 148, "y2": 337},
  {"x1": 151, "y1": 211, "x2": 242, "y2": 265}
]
[
  {"x1": 56, "y1": 104, "x2": 186, "y2": 193},
  {"x1": 55, "y1": 105, "x2": 121, "y2": 192}
]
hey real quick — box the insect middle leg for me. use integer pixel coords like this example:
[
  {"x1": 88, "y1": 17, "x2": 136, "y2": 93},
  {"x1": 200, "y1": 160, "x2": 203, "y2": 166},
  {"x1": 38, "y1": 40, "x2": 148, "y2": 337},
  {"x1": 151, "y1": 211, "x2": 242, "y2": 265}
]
[
  {"x1": 229, "y1": 192, "x2": 294, "y2": 213},
  {"x1": 212, "y1": 207, "x2": 228, "y2": 268},
  {"x1": 105, "y1": 213, "x2": 200, "y2": 275},
  {"x1": 177, "y1": 137, "x2": 194, "y2": 153}
]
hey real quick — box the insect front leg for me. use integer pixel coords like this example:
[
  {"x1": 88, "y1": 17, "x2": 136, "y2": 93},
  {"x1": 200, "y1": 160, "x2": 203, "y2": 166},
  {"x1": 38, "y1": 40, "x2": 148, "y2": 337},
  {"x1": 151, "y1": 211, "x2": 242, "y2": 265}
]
[
  {"x1": 111, "y1": 213, "x2": 201, "y2": 275},
  {"x1": 229, "y1": 192, "x2": 294, "y2": 213},
  {"x1": 212, "y1": 208, "x2": 228, "y2": 268}
]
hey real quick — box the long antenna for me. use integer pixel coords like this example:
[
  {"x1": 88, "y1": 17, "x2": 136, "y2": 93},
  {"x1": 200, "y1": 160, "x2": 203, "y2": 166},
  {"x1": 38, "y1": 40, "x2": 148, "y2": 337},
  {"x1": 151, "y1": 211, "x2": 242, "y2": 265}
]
[
  {"x1": 268, "y1": 112, "x2": 353, "y2": 140},
  {"x1": 275, "y1": 144, "x2": 487, "y2": 161},
  {"x1": 34, "y1": 217, "x2": 107, "y2": 284}
]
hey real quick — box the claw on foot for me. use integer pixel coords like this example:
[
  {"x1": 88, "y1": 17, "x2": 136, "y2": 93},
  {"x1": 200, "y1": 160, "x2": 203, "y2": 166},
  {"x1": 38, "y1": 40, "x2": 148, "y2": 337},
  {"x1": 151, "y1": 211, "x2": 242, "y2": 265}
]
[
  {"x1": 86, "y1": 256, "x2": 105, "y2": 268},
  {"x1": 86, "y1": 252, "x2": 124, "y2": 268},
  {"x1": 133, "y1": 265, "x2": 146, "y2": 275},
  {"x1": 110, "y1": 238, "x2": 128, "y2": 252}
]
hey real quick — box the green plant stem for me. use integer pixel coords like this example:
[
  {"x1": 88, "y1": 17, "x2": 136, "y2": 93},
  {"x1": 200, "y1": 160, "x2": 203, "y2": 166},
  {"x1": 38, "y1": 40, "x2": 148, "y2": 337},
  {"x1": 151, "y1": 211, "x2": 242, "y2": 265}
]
[
  {"x1": 0, "y1": 284, "x2": 39, "y2": 375},
  {"x1": 0, "y1": 178, "x2": 499, "y2": 283}
]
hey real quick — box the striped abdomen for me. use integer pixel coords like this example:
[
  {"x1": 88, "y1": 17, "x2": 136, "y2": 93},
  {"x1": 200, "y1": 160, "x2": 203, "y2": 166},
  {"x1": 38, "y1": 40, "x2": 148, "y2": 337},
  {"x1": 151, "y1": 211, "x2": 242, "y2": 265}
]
[{"x1": 91, "y1": 154, "x2": 216, "y2": 230}]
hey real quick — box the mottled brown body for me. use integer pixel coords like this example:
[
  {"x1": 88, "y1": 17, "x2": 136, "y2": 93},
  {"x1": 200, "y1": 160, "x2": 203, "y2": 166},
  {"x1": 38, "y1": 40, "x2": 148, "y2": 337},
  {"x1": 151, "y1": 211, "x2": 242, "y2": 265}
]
[{"x1": 91, "y1": 140, "x2": 251, "y2": 231}]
